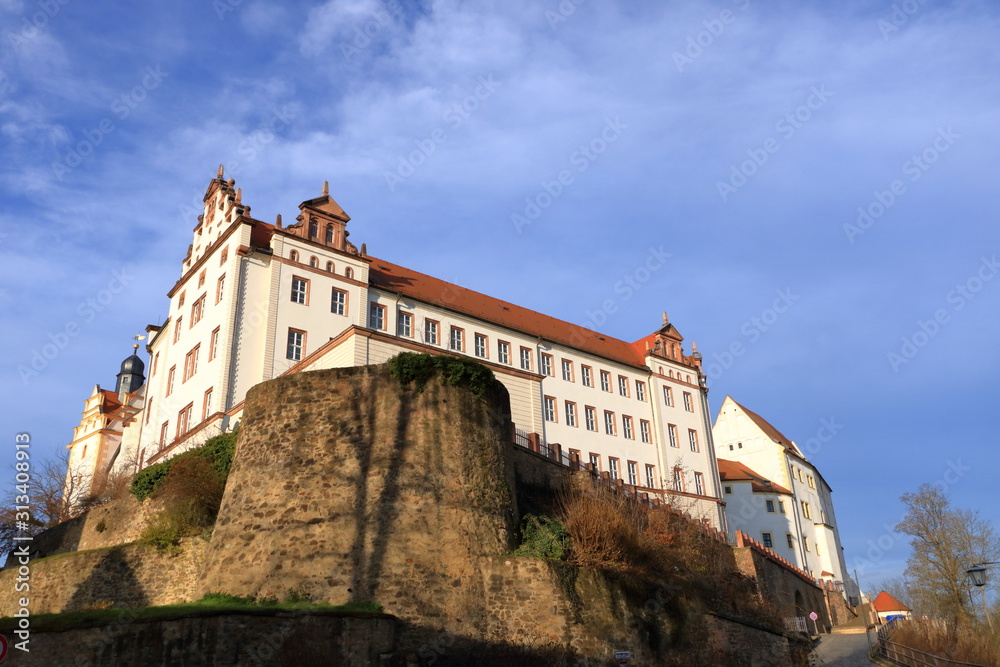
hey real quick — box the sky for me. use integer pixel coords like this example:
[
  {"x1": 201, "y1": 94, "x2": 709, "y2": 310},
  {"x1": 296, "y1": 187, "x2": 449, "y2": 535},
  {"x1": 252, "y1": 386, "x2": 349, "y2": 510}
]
[{"x1": 1, "y1": 0, "x2": 998, "y2": 594}]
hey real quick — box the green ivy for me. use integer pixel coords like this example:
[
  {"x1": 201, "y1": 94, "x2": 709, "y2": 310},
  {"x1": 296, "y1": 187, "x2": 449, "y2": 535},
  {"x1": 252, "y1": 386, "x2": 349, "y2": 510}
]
[
  {"x1": 514, "y1": 514, "x2": 569, "y2": 560},
  {"x1": 387, "y1": 352, "x2": 495, "y2": 398},
  {"x1": 130, "y1": 430, "x2": 238, "y2": 502}
]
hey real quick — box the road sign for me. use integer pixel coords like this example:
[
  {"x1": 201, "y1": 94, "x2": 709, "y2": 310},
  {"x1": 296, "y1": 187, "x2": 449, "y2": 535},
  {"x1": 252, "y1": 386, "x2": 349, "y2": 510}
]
[
  {"x1": 809, "y1": 611, "x2": 818, "y2": 620},
  {"x1": 614, "y1": 650, "x2": 632, "y2": 659}
]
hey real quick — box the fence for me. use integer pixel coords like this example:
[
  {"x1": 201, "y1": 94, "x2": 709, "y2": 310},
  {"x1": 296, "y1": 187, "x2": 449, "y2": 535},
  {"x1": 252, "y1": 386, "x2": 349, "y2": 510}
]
[{"x1": 873, "y1": 620, "x2": 994, "y2": 667}]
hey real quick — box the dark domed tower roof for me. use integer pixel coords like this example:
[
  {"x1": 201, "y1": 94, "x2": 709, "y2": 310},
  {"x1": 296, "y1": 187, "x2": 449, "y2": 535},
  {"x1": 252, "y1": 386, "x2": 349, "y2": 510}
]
[{"x1": 116, "y1": 344, "x2": 146, "y2": 395}]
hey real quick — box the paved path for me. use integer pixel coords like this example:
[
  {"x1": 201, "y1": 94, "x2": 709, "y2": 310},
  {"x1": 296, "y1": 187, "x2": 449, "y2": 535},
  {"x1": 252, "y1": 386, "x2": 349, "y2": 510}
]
[{"x1": 811, "y1": 632, "x2": 875, "y2": 667}]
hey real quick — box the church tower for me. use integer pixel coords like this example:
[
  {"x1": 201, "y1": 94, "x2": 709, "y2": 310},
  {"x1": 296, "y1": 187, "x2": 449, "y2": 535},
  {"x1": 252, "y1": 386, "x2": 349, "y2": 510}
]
[{"x1": 115, "y1": 344, "x2": 146, "y2": 396}]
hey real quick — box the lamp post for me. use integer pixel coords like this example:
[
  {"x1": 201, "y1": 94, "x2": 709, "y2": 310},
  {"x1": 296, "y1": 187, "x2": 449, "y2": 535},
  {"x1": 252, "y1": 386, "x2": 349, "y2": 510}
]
[{"x1": 966, "y1": 562, "x2": 999, "y2": 633}]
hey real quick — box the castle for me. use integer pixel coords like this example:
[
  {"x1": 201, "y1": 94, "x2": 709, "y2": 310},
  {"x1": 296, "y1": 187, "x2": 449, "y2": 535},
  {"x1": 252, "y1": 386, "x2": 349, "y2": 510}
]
[{"x1": 66, "y1": 166, "x2": 726, "y2": 529}]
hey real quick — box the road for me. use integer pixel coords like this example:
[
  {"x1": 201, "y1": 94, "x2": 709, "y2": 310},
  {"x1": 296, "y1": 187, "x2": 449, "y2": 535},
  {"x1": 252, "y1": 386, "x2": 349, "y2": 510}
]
[{"x1": 811, "y1": 632, "x2": 875, "y2": 667}]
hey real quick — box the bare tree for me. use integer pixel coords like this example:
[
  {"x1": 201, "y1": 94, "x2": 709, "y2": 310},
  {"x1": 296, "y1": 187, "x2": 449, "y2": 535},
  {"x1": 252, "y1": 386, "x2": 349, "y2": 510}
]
[
  {"x1": 895, "y1": 484, "x2": 1000, "y2": 625},
  {"x1": 0, "y1": 448, "x2": 86, "y2": 556}
]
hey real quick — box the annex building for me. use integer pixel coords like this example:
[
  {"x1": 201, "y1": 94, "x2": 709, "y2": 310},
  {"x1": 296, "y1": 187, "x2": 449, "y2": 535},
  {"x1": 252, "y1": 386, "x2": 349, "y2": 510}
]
[{"x1": 66, "y1": 168, "x2": 727, "y2": 530}]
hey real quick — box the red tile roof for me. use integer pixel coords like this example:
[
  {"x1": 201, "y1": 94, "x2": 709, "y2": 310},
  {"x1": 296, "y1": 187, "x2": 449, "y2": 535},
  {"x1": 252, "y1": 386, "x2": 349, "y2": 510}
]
[
  {"x1": 367, "y1": 256, "x2": 651, "y2": 369},
  {"x1": 717, "y1": 458, "x2": 792, "y2": 495},
  {"x1": 872, "y1": 591, "x2": 911, "y2": 612},
  {"x1": 730, "y1": 398, "x2": 803, "y2": 457}
]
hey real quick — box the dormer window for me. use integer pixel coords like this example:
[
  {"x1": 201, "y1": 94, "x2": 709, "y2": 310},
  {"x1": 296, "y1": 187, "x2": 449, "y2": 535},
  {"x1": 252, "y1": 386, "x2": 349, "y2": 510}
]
[
  {"x1": 326, "y1": 225, "x2": 334, "y2": 244},
  {"x1": 309, "y1": 220, "x2": 318, "y2": 237}
]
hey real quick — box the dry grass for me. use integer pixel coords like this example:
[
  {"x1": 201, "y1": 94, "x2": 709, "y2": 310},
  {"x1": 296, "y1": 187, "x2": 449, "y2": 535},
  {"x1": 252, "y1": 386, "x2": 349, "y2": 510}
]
[{"x1": 890, "y1": 619, "x2": 1000, "y2": 665}]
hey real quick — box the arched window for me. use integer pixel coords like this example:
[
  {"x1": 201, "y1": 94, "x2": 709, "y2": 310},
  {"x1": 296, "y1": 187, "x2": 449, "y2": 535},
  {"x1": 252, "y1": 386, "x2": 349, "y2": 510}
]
[
  {"x1": 290, "y1": 250, "x2": 299, "y2": 262},
  {"x1": 345, "y1": 267, "x2": 354, "y2": 279},
  {"x1": 325, "y1": 225, "x2": 334, "y2": 244},
  {"x1": 309, "y1": 256, "x2": 318, "y2": 268},
  {"x1": 326, "y1": 261, "x2": 334, "y2": 273},
  {"x1": 309, "y1": 220, "x2": 318, "y2": 237}
]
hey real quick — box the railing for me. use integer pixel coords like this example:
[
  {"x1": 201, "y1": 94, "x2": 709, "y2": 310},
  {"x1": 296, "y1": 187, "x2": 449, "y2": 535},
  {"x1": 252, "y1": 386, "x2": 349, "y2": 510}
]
[{"x1": 873, "y1": 620, "x2": 994, "y2": 667}]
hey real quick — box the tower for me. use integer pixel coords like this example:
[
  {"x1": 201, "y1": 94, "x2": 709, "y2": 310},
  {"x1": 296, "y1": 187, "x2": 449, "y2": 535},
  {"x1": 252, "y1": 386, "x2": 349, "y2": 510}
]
[{"x1": 115, "y1": 344, "x2": 146, "y2": 396}]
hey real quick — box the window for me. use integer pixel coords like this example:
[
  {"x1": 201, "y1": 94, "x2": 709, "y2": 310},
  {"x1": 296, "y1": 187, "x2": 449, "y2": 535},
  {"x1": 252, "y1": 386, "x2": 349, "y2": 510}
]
[
  {"x1": 694, "y1": 472, "x2": 705, "y2": 495},
  {"x1": 520, "y1": 347, "x2": 532, "y2": 371},
  {"x1": 191, "y1": 295, "x2": 206, "y2": 326},
  {"x1": 589, "y1": 453, "x2": 600, "y2": 471},
  {"x1": 309, "y1": 220, "x2": 318, "y2": 237},
  {"x1": 198, "y1": 270, "x2": 206, "y2": 288},
  {"x1": 475, "y1": 334, "x2": 487, "y2": 358},
  {"x1": 581, "y1": 365, "x2": 593, "y2": 387},
  {"x1": 220, "y1": 246, "x2": 228, "y2": 265},
  {"x1": 159, "y1": 422, "x2": 169, "y2": 448},
  {"x1": 585, "y1": 406, "x2": 597, "y2": 431},
  {"x1": 762, "y1": 532, "x2": 773, "y2": 549},
  {"x1": 804, "y1": 536, "x2": 811, "y2": 552},
  {"x1": 622, "y1": 415, "x2": 634, "y2": 439},
  {"x1": 627, "y1": 461, "x2": 638, "y2": 486},
  {"x1": 778, "y1": 501, "x2": 786, "y2": 514},
  {"x1": 174, "y1": 317, "x2": 183, "y2": 343},
  {"x1": 450, "y1": 327, "x2": 464, "y2": 351},
  {"x1": 204, "y1": 328, "x2": 218, "y2": 363},
  {"x1": 345, "y1": 267, "x2": 354, "y2": 279},
  {"x1": 291, "y1": 276, "x2": 308, "y2": 304},
  {"x1": 540, "y1": 353, "x2": 553, "y2": 376},
  {"x1": 618, "y1": 376, "x2": 629, "y2": 397},
  {"x1": 663, "y1": 386, "x2": 673, "y2": 406},
  {"x1": 398, "y1": 311, "x2": 412, "y2": 337},
  {"x1": 603, "y1": 411, "x2": 616, "y2": 436},
  {"x1": 609, "y1": 458, "x2": 619, "y2": 481},
  {"x1": 178, "y1": 291, "x2": 186, "y2": 307},
  {"x1": 645, "y1": 465, "x2": 656, "y2": 489},
  {"x1": 309, "y1": 256, "x2": 318, "y2": 268},
  {"x1": 723, "y1": 485, "x2": 733, "y2": 495},
  {"x1": 801, "y1": 502, "x2": 812, "y2": 520},
  {"x1": 798, "y1": 468, "x2": 804, "y2": 482},
  {"x1": 177, "y1": 403, "x2": 193, "y2": 438},
  {"x1": 183, "y1": 345, "x2": 200, "y2": 382},
  {"x1": 786, "y1": 534, "x2": 795, "y2": 549},
  {"x1": 369, "y1": 303, "x2": 385, "y2": 330},
  {"x1": 326, "y1": 261, "x2": 334, "y2": 272},
  {"x1": 331, "y1": 289, "x2": 347, "y2": 316},
  {"x1": 145, "y1": 398, "x2": 153, "y2": 424},
  {"x1": 816, "y1": 542, "x2": 821, "y2": 557},
  {"x1": 202, "y1": 387, "x2": 213, "y2": 420},
  {"x1": 672, "y1": 468, "x2": 684, "y2": 492},
  {"x1": 289, "y1": 250, "x2": 299, "y2": 262},
  {"x1": 640, "y1": 420, "x2": 651, "y2": 443},
  {"x1": 543, "y1": 396, "x2": 556, "y2": 422},
  {"x1": 497, "y1": 341, "x2": 510, "y2": 364},
  {"x1": 808, "y1": 475, "x2": 816, "y2": 489},
  {"x1": 766, "y1": 500, "x2": 775, "y2": 513},
  {"x1": 216, "y1": 275, "x2": 225, "y2": 304},
  {"x1": 568, "y1": 449, "x2": 581, "y2": 468},
  {"x1": 668, "y1": 424, "x2": 678, "y2": 448},
  {"x1": 600, "y1": 371, "x2": 611, "y2": 392},
  {"x1": 683, "y1": 392, "x2": 693, "y2": 411},
  {"x1": 287, "y1": 329, "x2": 304, "y2": 361},
  {"x1": 635, "y1": 381, "x2": 646, "y2": 401},
  {"x1": 424, "y1": 320, "x2": 439, "y2": 345},
  {"x1": 561, "y1": 359, "x2": 573, "y2": 382},
  {"x1": 688, "y1": 429, "x2": 699, "y2": 452},
  {"x1": 565, "y1": 401, "x2": 577, "y2": 427},
  {"x1": 152, "y1": 352, "x2": 159, "y2": 376},
  {"x1": 325, "y1": 225, "x2": 334, "y2": 244},
  {"x1": 166, "y1": 366, "x2": 176, "y2": 396}
]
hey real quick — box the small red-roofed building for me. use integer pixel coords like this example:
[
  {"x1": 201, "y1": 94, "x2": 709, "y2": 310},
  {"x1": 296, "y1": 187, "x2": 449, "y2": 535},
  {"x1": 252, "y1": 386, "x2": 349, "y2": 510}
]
[{"x1": 872, "y1": 591, "x2": 912, "y2": 623}]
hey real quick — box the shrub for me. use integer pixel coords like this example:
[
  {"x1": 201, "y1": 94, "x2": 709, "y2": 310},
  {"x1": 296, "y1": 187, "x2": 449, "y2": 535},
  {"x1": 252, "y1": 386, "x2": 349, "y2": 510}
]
[
  {"x1": 94, "y1": 520, "x2": 106, "y2": 533},
  {"x1": 388, "y1": 352, "x2": 495, "y2": 398},
  {"x1": 514, "y1": 514, "x2": 569, "y2": 560},
  {"x1": 131, "y1": 431, "x2": 237, "y2": 502},
  {"x1": 140, "y1": 455, "x2": 227, "y2": 552},
  {"x1": 559, "y1": 489, "x2": 650, "y2": 570}
]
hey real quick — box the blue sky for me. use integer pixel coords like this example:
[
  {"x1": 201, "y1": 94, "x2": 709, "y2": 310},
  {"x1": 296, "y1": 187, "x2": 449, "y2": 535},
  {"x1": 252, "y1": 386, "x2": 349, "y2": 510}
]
[{"x1": 2, "y1": 0, "x2": 998, "y2": 592}]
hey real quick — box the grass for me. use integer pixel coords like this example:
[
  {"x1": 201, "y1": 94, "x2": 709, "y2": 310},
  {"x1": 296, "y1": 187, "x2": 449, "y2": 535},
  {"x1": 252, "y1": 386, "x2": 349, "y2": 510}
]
[
  {"x1": 887, "y1": 619, "x2": 1000, "y2": 665},
  {"x1": 0, "y1": 599, "x2": 386, "y2": 633}
]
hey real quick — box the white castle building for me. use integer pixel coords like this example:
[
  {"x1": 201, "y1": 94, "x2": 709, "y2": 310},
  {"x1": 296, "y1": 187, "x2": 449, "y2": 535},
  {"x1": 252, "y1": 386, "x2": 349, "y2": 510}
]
[
  {"x1": 713, "y1": 396, "x2": 850, "y2": 589},
  {"x1": 66, "y1": 168, "x2": 726, "y2": 529}
]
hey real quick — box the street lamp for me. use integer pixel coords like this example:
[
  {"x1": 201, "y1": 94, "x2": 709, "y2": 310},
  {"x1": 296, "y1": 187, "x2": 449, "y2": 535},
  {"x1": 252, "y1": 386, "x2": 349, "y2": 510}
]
[{"x1": 966, "y1": 562, "x2": 999, "y2": 632}]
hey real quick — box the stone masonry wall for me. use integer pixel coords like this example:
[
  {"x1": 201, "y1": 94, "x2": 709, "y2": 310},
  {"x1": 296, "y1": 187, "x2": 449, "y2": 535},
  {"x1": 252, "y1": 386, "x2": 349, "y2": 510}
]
[
  {"x1": 733, "y1": 545, "x2": 830, "y2": 630},
  {"x1": 0, "y1": 538, "x2": 207, "y2": 616},
  {"x1": 198, "y1": 365, "x2": 520, "y2": 643}
]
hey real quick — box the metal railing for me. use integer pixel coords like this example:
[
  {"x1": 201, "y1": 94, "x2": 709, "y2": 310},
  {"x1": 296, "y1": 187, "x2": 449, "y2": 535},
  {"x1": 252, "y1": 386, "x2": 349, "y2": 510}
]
[{"x1": 873, "y1": 620, "x2": 994, "y2": 667}]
